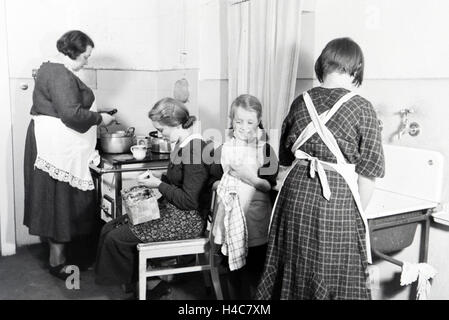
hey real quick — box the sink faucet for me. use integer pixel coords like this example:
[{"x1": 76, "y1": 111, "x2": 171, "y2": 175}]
[{"x1": 398, "y1": 108, "x2": 414, "y2": 140}]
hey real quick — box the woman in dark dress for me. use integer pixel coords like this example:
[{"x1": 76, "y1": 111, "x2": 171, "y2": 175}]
[
  {"x1": 95, "y1": 98, "x2": 212, "y2": 298},
  {"x1": 24, "y1": 30, "x2": 116, "y2": 280},
  {"x1": 256, "y1": 38, "x2": 385, "y2": 300}
]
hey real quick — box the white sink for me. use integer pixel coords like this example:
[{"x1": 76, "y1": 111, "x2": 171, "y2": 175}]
[{"x1": 365, "y1": 144, "x2": 444, "y2": 219}]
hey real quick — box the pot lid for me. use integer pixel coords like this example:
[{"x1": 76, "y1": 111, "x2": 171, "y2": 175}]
[{"x1": 101, "y1": 127, "x2": 135, "y2": 138}]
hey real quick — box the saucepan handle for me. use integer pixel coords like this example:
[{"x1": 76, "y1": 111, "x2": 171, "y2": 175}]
[
  {"x1": 126, "y1": 127, "x2": 135, "y2": 136},
  {"x1": 99, "y1": 108, "x2": 118, "y2": 116}
]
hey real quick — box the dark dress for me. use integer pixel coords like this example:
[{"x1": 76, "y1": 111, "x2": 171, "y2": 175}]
[
  {"x1": 95, "y1": 139, "x2": 212, "y2": 285},
  {"x1": 24, "y1": 62, "x2": 102, "y2": 243},
  {"x1": 256, "y1": 87, "x2": 385, "y2": 300}
]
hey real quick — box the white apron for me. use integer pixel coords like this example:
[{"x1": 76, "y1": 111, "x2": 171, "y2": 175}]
[
  {"x1": 272, "y1": 91, "x2": 373, "y2": 264},
  {"x1": 33, "y1": 101, "x2": 100, "y2": 191},
  {"x1": 213, "y1": 138, "x2": 272, "y2": 248}
]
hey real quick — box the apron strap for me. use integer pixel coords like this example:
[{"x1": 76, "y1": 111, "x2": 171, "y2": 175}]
[
  {"x1": 291, "y1": 91, "x2": 357, "y2": 158},
  {"x1": 288, "y1": 91, "x2": 356, "y2": 200}
]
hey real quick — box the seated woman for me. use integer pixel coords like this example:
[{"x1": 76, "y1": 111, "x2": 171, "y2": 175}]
[
  {"x1": 95, "y1": 97, "x2": 212, "y2": 299},
  {"x1": 210, "y1": 94, "x2": 279, "y2": 299}
]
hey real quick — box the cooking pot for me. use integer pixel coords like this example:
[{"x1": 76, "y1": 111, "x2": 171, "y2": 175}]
[
  {"x1": 149, "y1": 131, "x2": 172, "y2": 153},
  {"x1": 100, "y1": 127, "x2": 135, "y2": 154}
]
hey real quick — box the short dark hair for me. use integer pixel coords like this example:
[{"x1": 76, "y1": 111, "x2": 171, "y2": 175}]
[
  {"x1": 315, "y1": 37, "x2": 364, "y2": 87},
  {"x1": 56, "y1": 30, "x2": 95, "y2": 60},
  {"x1": 149, "y1": 97, "x2": 196, "y2": 129}
]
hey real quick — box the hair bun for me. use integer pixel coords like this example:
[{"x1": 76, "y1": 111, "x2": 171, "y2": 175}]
[{"x1": 182, "y1": 115, "x2": 197, "y2": 129}]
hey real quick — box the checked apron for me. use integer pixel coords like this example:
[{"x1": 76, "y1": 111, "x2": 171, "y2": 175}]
[{"x1": 272, "y1": 90, "x2": 373, "y2": 264}]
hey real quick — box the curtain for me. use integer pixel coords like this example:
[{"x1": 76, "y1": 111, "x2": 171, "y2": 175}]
[{"x1": 227, "y1": 0, "x2": 304, "y2": 152}]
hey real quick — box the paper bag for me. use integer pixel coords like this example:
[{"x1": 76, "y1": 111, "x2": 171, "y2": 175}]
[{"x1": 122, "y1": 186, "x2": 161, "y2": 225}]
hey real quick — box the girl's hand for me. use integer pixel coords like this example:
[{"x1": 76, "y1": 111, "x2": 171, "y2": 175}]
[
  {"x1": 229, "y1": 163, "x2": 271, "y2": 192},
  {"x1": 229, "y1": 163, "x2": 255, "y2": 182}
]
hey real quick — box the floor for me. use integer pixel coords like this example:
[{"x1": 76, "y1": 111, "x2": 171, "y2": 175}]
[{"x1": 0, "y1": 243, "x2": 216, "y2": 300}]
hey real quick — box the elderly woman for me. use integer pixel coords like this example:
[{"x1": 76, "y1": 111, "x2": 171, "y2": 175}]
[
  {"x1": 95, "y1": 98, "x2": 212, "y2": 299},
  {"x1": 256, "y1": 38, "x2": 385, "y2": 300},
  {"x1": 23, "y1": 30, "x2": 115, "y2": 280}
]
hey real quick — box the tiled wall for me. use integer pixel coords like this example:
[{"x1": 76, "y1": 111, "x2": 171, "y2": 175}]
[{"x1": 78, "y1": 68, "x2": 199, "y2": 136}]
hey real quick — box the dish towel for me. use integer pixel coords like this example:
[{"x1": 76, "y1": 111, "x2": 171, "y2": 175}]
[
  {"x1": 215, "y1": 172, "x2": 248, "y2": 271},
  {"x1": 400, "y1": 262, "x2": 437, "y2": 300}
]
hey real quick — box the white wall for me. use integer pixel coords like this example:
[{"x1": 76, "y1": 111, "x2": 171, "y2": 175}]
[
  {"x1": 197, "y1": 0, "x2": 229, "y2": 140},
  {"x1": 315, "y1": 0, "x2": 449, "y2": 79},
  {"x1": 0, "y1": 0, "x2": 16, "y2": 256},
  {"x1": 6, "y1": 0, "x2": 159, "y2": 76}
]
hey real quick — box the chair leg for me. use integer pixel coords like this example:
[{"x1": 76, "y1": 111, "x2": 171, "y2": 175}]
[
  {"x1": 210, "y1": 266, "x2": 223, "y2": 300},
  {"x1": 138, "y1": 256, "x2": 147, "y2": 300},
  {"x1": 209, "y1": 251, "x2": 224, "y2": 300},
  {"x1": 197, "y1": 254, "x2": 212, "y2": 292}
]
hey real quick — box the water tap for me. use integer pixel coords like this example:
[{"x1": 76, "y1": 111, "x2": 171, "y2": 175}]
[{"x1": 398, "y1": 108, "x2": 415, "y2": 140}]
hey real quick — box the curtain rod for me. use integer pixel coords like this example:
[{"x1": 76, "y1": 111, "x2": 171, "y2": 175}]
[{"x1": 232, "y1": 0, "x2": 250, "y2": 5}]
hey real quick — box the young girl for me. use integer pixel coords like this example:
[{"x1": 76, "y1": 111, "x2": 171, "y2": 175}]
[{"x1": 210, "y1": 94, "x2": 278, "y2": 299}]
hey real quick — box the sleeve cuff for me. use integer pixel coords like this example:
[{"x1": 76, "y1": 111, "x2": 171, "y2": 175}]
[
  {"x1": 158, "y1": 182, "x2": 170, "y2": 196},
  {"x1": 161, "y1": 174, "x2": 169, "y2": 184},
  {"x1": 95, "y1": 113, "x2": 103, "y2": 125}
]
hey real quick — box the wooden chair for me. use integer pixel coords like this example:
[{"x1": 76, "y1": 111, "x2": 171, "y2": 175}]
[{"x1": 137, "y1": 182, "x2": 223, "y2": 300}]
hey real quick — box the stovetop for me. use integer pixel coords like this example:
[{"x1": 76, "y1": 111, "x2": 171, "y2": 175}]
[{"x1": 99, "y1": 150, "x2": 170, "y2": 166}]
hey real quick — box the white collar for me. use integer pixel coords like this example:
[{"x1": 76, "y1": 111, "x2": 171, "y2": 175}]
[
  {"x1": 48, "y1": 53, "x2": 76, "y2": 74},
  {"x1": 178, "y1": 133, "x2": 203, "y2": 149}
]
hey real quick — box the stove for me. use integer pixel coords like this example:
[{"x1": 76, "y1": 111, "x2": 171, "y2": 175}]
[{"x1": 90, "y1": 151, "x2": 170, "y2": 222}]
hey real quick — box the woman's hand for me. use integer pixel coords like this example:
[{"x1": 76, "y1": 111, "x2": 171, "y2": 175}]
[
  {"x1": 137, "y1": 170, "x2": 162, "y2": 189},
  {"x1": 138, "y1": 170, "x2": 165, "y2": 179},
  {"x1": 100, "y1": 113, "x2": 116, "y2": 126},
  {"x1": 151, "y1": 170, "x2": 166, "y2": 179}
]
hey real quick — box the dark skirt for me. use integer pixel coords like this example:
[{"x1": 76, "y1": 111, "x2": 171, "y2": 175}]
[
  {"x1": 95, "y1": 202, "x2": 205, "y2": 285},
  {"x1": 255, "y1": 163, "x2": 371, "y2": 300},
  {"x1": 23, "y1": 120, "x2": 100, "y2": 243},
  {"x1": 223, "y1": 244, "x2": 268, "y2": 300}
]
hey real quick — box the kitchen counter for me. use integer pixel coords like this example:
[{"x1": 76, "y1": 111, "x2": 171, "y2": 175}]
[{"x1": 366, "y1": 189, "x2": 438, "y2": 220}]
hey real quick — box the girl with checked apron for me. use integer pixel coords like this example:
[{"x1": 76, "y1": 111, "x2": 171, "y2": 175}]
[{"x1": 256, "y1": 38, "x2": 385, "y2": 300}]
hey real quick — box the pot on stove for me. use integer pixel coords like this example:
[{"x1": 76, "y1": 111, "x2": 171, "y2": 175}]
[{"x1": 100, "y1": 127, "x2": 136, "y2": 154}]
